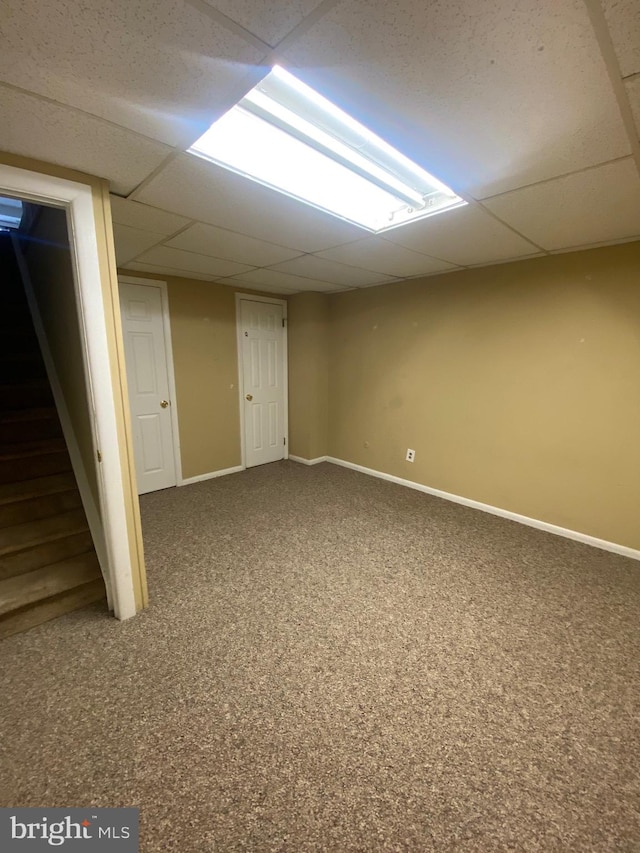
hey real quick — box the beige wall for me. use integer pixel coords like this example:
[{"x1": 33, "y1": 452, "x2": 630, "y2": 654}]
[
  {"x1": 128, "y1": 241, "x2": 640, "y2": 553},
  {"x1": 326, "y1": 242, "x2": 640, "y2": 551},
  {"x1": 21, "y1": 206, "x2": 100, "y2": 510},
  {"x1": 288, "y1": 292, "x2": 330, "y2": 460},
  {"x1": 0, "y1": 151, "x2": 148, "y2": 610},
  {"x1": 165, "y1": 275, "x2": 241, "y2": 479}
]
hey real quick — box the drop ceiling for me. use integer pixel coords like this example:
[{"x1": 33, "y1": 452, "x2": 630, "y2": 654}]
[{"x1": 1, "y1": 0, "x2": 639, "y2": 294}]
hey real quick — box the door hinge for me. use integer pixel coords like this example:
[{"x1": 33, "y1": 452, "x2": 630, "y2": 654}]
[
  {"x1": 282, "y1": 318, "x2": 286, "y2": 327},
  {"x1": 283, "y1": 436, "x2": 286, "y2": 445},
  {"x1": 97, "y1": 449, "x2": 102, "y2": 463}
]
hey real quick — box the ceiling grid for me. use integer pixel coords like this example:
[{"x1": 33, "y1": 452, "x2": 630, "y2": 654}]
[{"x1": 1, "y1": 0, "x2": 638, "y2": 292}]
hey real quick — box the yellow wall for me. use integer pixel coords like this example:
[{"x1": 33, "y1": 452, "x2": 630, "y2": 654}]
[
  {"x1": 0, "y1": 151, "x2": 148, "y2": 610},
  {"x1": 20, "y1": 206, "x2": 100, "y2": 510},
  {"x1": 326, "y1": 242, "x2": 640, "y2": 550},
  {"x1": 288, "y1": 292, "x2": 330, "y2": 460},
  {"x1": 165, "y1": 275, "x2": 241, "y2": 479}
]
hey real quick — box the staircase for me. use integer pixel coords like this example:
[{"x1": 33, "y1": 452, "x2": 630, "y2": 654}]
[{"x1": 0, "y1": 233, "x2": 105, "y2": 640}]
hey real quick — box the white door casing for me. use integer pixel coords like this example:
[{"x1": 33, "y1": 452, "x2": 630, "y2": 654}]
[
  {"x1": 0, "y1": 163, "x2": 136, "y2": 620},
  {"x1": 119, "y1": 280, "x2": 178, "y2": 494},
  {"x1": 238, "y1": 296, "x2": 287, "y2": 468}
]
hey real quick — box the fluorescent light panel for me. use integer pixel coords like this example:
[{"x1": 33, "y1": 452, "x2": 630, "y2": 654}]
[
  {"x1": 0, "y1": 196, "x2": 23, "y2": 231},
  {"x1": 188, "y1": 66, "x2": 466, "y2": 233}
]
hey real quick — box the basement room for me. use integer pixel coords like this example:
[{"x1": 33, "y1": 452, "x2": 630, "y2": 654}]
[{"x1": 1, "y1": 0, "x2": 639, "y2": 850}]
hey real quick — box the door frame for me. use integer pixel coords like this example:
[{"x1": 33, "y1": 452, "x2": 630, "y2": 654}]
[
  {"x1": 0, "y1": 163, "x2": 137, "y2": 620},
  {"x1": 235, "y1": 293, "x2": 288, "y2": 469},
  {"x1": 118, "y1": 275, "x2": 183, "y2": 488}
]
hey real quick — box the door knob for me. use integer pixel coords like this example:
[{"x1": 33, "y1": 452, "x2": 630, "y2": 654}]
[
  {"x1": 246, "y1": 394, "x2": 253, "y2": 401},
  {"x1": 160, "y1": 400, "x2": 169, "y2": 408}
]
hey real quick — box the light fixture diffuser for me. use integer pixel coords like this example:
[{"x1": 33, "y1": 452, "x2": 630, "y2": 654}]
[
  {"x1": 188, "y1": 66, "x2": 466, "y2": 233},
  {"x1": 0, "y1": 196, "x2": 24, "y2": 231}
]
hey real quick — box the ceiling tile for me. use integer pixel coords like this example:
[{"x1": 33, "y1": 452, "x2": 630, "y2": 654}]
[
  {"x1": 228, "y1": 268, "x2": 349, "y2": 293},
  {"x1": 217, "y1": 278, "x2": 297, "y2": 295},
  {"x1": 112, "y1": 224, "x2": 166, "y2": 266},
  {"x1": 0, "y1": 87, "x2": 171, "y2": 194},
  {"x1": 602, "y1": 0, "x2": 640, "y2": 77},
  {"x1": 166, "y1": 222, "x2": 303, "y2": 266},
  {"x1": 317, "y1": 237, "x2": 460, "y2": 277},
  {"x1": 268, "y1": 255, "x2": 397, "y2": 287},
  {"x1": 109, "y1": 196, "x2": 191, "y2": 235},
  {"x1": 124, "y1": 262, "x2": 217, "y2": 281},
  {"x1": 483, "y1": 158, "x2": 640, "y2": 251},
  {"x1": 136, "y1": 245, "x2": 255, "y2": 277},
  {"x1": 135, "y1": 154, "x2": 367, "y2": 252},
  {"x1": 382, "y1": 205, "x2": 541, "y2": 266},
  {"x1": 281, "y1": 0, "x2": 630, "y2": 198},
  {"x1": 0, "y1": 0, "x2": 265, "y2": 147},
  {"x1": 201, "y1": 0, "x2": 328, "y2": 48}
]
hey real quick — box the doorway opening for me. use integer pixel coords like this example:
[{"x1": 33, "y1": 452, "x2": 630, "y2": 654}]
[
  {"x1": 0, "y1": 201, "x2": 106, "y2": 636},
  {"x1": 0, "y1": 163, "x2": 139, "y2": 626}
]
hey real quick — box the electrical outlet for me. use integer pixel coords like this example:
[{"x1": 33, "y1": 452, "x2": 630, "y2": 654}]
[{"x1": 406, "y1": 448, "x2": 415, "y2": 462}]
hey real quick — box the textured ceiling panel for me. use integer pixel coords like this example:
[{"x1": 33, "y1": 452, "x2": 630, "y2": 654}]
[
  {"x1": 109, "y1": 196, "x2": 191, "y2": 235},
  {"x1": 201, "y1": 0, "x2": 328, "y2": 48},
  {"x1": 137, "y1": 245, "x2": 255, "y2": 277},
  {"x1": 282, "y1": 0, "x2": 630, "y2": 199},
  {"x1": 112, "y1": 224, "x2": 168, "y2": 266},
  {"x1": 268, "y1": 255, "x2": 398, "y2": 287},
  {"x1": 166, "y1": 222, "x2": 303, "y2": 266},
  {"x1": 382, "y1": 205, "x2": 541, "y2": 266},
  {"x1": 4, "y1": 0, "x2": 638, "y2": 287},
  {"x1": 0, "y1": 87, "x2": 172, "y2": 194},
  {"x1": 227, "y1": 268, "x2": 350, "y2": 292},
  {"x1": 483, "y1": 158, "x2": 640, "y2": 251},
  {"x1": 216, "y1": 278, "x2": 297, "y2": 295},
  {"x1": 135, "y1": 154, "x2": 366, "y2": 252},
  {"x1": 602, "y1": 0, "x2": 640, "y2": 77},
  {"x1": 125, "y1": 261, "x2": 217, "y2": 281},
  {"x1": 316, "y1": 237, "x2": 460, "y2": 277},
  {"x1": 0, "y1": 0, "x2": 265, "y2": 147}
]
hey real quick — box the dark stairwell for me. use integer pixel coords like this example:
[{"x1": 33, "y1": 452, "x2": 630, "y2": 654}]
[{"x1": 0, "y1": 232, "x2": 105, "y2": 639}]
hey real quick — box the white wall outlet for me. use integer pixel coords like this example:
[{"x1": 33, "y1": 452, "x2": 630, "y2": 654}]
[{"x1": 406, "y1": 448, "x2": 415, "y2": 462}]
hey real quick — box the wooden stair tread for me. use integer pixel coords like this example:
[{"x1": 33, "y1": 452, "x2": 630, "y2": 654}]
[
  {"x1": 0, "y1": 508, "x2": 89, "y2": 557},
  {"x1": 0, "y1": 472, "x2": 77, "y2": 506},
  {"x1": 0, "y1": 438, "x2": 68, "y2": 460},
  {"x1": 0, "y1": 551, "x2": 101, "y2": 616},
  {"x1": 0, "y1": 578, "x2": 106, "y2": 640},
  {"x1": 0, "y1": 351, "x2": 42, "y2": 362},
  {"x1": 0, "y1": 488, "x2": 82, "y2": 529},
  {"x1": 0, "y1": 530, "x2": 94, "y2": 581},
  {"x1": 0, "y1": 407, "x2": 58, "y2": 424},
  {"x1": 0, "y1": 381, "x2": 50, "y2": 391}
]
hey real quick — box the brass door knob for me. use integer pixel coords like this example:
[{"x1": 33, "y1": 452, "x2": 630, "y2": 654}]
[
  {"x1": 160, "y1": 400, "x2": 169, "y2": 408},
  {"x1": 246, "y1": 394, "x2": 253, "y2": 401}
]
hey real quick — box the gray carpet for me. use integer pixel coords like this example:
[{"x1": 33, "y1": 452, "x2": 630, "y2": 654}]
[{"x1": 1, "y1": 461, "x2": 639, "y2": 851}]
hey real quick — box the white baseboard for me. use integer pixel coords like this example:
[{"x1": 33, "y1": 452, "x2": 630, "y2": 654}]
[
  {"x1": 289, "y1": 455, "x2": 329, "y2": 466},
  {"x1": 326, "y1": 457, "x2": 640, "y2": 562},
  {"x1": 179, "y1": 465, "x2": 244, "y2": 486}
]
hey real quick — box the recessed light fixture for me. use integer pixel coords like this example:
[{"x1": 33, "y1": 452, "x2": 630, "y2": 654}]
[{"x1": 188, "y1": 66, "x2": 466, "y2": 233}]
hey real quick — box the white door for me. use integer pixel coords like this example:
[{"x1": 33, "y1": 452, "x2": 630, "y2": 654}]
[
  {"x1": 119, "y1": 282, "x2": 177, "y2": 494},
  {"x1": 240, "y1": 299, "x2": 286, "y2": 468}
]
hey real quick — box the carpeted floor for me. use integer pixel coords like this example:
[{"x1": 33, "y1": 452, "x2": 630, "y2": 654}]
[{"x1": 1, "y1": 460, "x2": 639, "y2": 851}]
